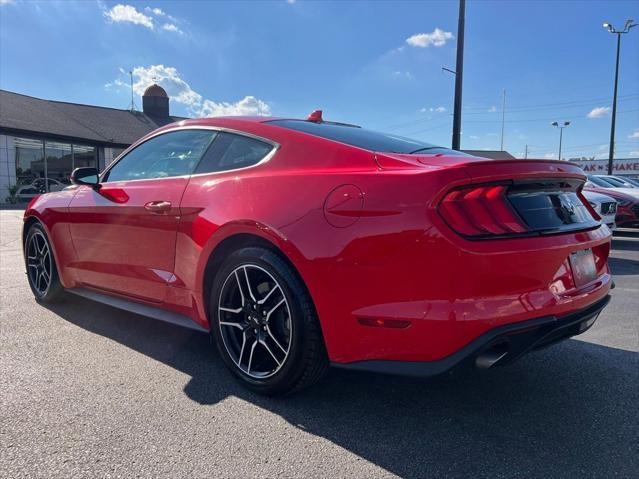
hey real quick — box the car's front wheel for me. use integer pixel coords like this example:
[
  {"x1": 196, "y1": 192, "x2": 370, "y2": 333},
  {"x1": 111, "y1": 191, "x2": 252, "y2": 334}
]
[
  {"x1": 24, "y1": 223, "x2": 64, "y2": 303},
  {"x1": 209, "y1": 247, "x2": 328, "y2": 395}
]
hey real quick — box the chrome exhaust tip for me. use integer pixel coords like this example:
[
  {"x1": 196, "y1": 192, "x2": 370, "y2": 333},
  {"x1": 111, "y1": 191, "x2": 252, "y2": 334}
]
[{"x1": 475, "y1": 342, "x2": 509, "y2": 369}]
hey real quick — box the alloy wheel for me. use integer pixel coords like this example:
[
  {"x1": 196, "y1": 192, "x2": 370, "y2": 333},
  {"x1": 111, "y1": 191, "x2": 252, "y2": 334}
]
[
  {"x1": 218, "y1": 264, "x2": 293, "y2": 379},
  {"x1": 26, "y1": 230, "x2": 52, "y2": 296}
]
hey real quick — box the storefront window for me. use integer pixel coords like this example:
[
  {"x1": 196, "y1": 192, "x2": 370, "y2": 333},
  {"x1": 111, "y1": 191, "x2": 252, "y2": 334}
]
[
  {"x1": 112, "y1": 147, "x2": 126, "y2": 160},
  {"x1": 14, "y1": 137, "x2": 45, "y2": 187},
  {"x1": 45, "y1": 141, "x2": 73, "y2": 191},
  {"x1": 73, "y1": 144, "x2": 97, "y2": 170},
  {"x1": 9, "y1": 136, "x2": 100, "y2": 199}
]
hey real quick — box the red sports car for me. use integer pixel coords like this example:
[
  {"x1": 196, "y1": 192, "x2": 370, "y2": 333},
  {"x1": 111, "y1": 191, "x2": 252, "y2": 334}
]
[{"x1": 23, "y1": 112, "x2": 612, "y2": 394}]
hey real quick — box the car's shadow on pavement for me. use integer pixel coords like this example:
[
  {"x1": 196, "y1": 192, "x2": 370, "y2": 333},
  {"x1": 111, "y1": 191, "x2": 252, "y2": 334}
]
[
  {"x1": 45, "y1": 296, "x2": 638, "y2": 478},
  {"x1": 611, "y1": 236, "x2": 639, "y2": 251},
  {"x1": 608, "y1": 257, "x2": 639, "y2": 275}
]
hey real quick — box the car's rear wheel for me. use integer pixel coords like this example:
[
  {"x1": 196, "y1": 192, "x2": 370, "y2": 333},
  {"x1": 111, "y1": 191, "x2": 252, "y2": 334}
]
[
  {"x1": 209, "y1": 247, "x2": 328, "y2": 395},
  {"x1": 24, "y1": 223, "x2": 64, "y2": 303}
]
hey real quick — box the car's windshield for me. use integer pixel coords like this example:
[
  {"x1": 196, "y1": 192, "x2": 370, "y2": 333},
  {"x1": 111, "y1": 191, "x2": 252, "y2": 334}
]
[
  {"x1": 601, "y1": 176, "x2": 629, "y2": 187},
  {"x1": 609, "y1": 176, "x2": 638, "y2": 187},
  {"x1": 619, "y1": 176, "x2": 639, "y2": 187},
  {"x1": 587, "y1": 175, "x2": 616, "y2": 188},
  {"x1": 268, "y1": 119, "x2": 471, "y2": 156}
]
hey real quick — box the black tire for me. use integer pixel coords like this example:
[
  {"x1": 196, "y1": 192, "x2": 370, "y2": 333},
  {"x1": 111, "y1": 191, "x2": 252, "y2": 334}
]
[
  {"x1": 209, "y1": 247, "x2": 328, "y2": 395},
  {"x1": 24, "y1": 223, "x2": 64, "y2": 303}
]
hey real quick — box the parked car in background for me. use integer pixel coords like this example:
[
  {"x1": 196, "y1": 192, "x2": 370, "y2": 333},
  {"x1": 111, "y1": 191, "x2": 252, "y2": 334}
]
[
  {"x1": 583, "y1": 185, "x2": 639, "y2": 228},
  {"x1": 582, "y1": 190, "x2": 617, "y2": 230},
  {"x1": 22, "y1": 114, "x2": 612, "y2": 394},
  {"x1": 608, "y1": 175, "x2": 639, "y2": 188},
  {"x1": 585, "y1": 175, "x2": 639, "y2": 199},
  {"x1": 16, "y1": 178, "x2": 66, "y2": 201},
  {"x1": 597, "y1": 175, "x2": 638, "y2": 189}
]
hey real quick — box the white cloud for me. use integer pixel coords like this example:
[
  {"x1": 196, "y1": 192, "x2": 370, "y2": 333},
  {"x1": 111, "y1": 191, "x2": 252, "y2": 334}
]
[
  {"x1": 286, "y1": 0, "x2": 297, "y2": 3},
  {"x1": 0, "y1": 0, "x2": 15, "y2": 6},
  {"x1": 148, "y1": 7, "x2": 164, "y2": 16},
  {"x1": 162, "y1": 23, "x2": 183, "y2": 34},
  {"x1": 544, "y1": 153, "x2": 556, "y2": 159},
  {"x1": 124, "y1": 65, "x2": 271, "y2": 117},
  {"x1": 391, "y1": 70, "x2": 414, "y2": 79},
  {"x1": 406, "y1": 28, "x2": 454, "y2": 48},
  {"x1": 629, "y1": 129, "x2": 639, "y2": 139},
  {"x1": 104, "y1": 4, "x2": 154, "y2": 29},
  {"x1": 432, "y1": 106, "x2": 446, "y2": 113},
  {"x1": 469, "y1": 135, "x2": 479, "y2": 140},
  {"x1": 145, "y1": 6, "x2": 178, "y2": 22},
  {"x1": 199, "y1": 96, "x2": 271, "y2": 117},
  {"x1": 487, "y1": 105, "x2": 497, "y2": 113},
  {"x1": 587, "y1": 106, "x2": 611, "y2": 118},
  {"x1": 105, "y1": 78, "x2": 127, "y2": 90},
  {"x1": 629, "y1": 151, "x2": 639, "y2": 156}
]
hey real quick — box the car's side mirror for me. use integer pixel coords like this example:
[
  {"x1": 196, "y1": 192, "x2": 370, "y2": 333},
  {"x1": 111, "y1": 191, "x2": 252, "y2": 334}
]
[{"x1": 70, "y1": 167, "x2": 100, "y2": 189}]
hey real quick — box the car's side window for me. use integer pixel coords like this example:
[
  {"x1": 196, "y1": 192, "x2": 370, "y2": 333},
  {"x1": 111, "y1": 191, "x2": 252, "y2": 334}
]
[
  {"x1": 194, "y1": 132, "x2": 273, "y2": 174},
  {"x1": 104, "y1": 130, "x2": 217, "y2": 182}
]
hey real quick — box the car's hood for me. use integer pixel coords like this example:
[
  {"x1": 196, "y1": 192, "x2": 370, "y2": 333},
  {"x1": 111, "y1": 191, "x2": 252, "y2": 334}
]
[
  {"x1": 584, "y1": 186, "x2": 639, "y2": 202},
  {"x1": 582, "y1": 190, "x2": 617, "y2": 203},
  {"x1": 596, "y1": 187, "x2": 639, "y2": 199}
]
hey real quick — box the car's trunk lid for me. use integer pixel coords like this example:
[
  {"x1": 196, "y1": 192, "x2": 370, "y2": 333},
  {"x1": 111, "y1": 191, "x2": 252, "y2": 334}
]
[{"x1": 376, "y1": 153, "x2": 600, "y2": 237}]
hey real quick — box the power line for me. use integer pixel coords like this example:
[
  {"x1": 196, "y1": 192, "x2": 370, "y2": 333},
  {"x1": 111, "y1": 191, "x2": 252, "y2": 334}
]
[
  {"x1": 380, "y1": 94, "x2": 638, "y2": 132},
  {"x1": 463, "y1": 108, "x2": 638, "y2": 124},
  {"x1": 462, "y1": 93, "x2": 638, "y2": 113}
]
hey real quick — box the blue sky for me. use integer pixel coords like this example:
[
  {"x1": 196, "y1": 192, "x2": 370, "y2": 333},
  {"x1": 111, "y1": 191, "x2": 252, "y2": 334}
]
[{"x1": 1, "y1": 0, "x2": 638, "y2": 159}]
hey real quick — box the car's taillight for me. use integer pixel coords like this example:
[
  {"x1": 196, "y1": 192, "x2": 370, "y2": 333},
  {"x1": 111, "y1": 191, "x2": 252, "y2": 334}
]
[{"x1": 438, "y1": 184, "x2": 528, "y2": 237}]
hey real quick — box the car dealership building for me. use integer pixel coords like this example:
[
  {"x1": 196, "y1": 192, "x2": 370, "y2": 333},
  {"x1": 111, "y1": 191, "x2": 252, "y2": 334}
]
[{"x1": 0, "y1": 85, "x2": 182, "y2": 202}]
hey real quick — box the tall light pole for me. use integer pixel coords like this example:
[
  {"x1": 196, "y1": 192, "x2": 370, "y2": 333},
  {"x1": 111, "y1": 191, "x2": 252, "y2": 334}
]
[
  {"x1": 500, "y1": 89, "x2": 506, "y2": 151},
  {"x1": 551, "y1": 121, "x2": 570, "y2": 161},
  {"x1": 451, "y1": 0, "x2": 466, "y2": 150},
  {"x1": 603, "y1": 19, "x2": 637, "y2": 174}
]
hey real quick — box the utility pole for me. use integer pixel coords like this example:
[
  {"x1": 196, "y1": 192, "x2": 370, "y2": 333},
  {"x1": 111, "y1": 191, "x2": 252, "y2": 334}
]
[
  {"x1": 524, "y1": 144, "x2": 529, "y2": 159},
  {"x1": 500, "y1": 88, "x2": 506, "y2": 151},
  {"x1": 451, "y1": 0, "x2": 465, "y2": 150},
  {"x1": 603, "y1": 20, "x2": 637, "y2": 174}
]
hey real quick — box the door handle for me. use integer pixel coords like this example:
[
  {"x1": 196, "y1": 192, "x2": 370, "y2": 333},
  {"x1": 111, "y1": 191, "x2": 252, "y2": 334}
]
[{"x1": 144, "y1": 200, "x2": 172, "y2": 213}]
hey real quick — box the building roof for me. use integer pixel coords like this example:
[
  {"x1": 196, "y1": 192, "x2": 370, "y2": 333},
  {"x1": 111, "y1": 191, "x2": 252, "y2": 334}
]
[
  {"x1": 0, "y1": 89, "x2": 185, "y2": 147},
  {"x1": 462, "y1": 149, "x2": 516, "y2": 160}
]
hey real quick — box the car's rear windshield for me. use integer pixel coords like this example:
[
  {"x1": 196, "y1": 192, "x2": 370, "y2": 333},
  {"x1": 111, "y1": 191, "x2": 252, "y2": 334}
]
[{"x1": 267, "y1": 119, "x2": 470, "y2": 156}]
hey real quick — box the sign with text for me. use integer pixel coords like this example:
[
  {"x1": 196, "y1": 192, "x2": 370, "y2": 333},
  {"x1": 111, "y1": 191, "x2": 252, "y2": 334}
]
[{"x1": 567, "y1": 158, "x2": 639, "y2": 176}]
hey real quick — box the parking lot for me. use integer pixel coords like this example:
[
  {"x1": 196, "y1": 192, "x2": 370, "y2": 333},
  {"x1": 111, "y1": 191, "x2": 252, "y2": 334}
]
[{"x1": 1, "y1": 208, "x2": 637, "y2": 478}]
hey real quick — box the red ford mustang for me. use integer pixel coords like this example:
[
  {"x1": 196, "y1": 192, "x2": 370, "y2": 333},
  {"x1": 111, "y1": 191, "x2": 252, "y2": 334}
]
[{"x1": 23, "y1": 112, "x2": 612, "y2": 394}]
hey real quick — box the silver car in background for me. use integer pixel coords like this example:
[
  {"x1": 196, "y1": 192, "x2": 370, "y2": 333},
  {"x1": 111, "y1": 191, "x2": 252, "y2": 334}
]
[{"x1": 582, "y1": 190, "x2": 617, "y2": 230}]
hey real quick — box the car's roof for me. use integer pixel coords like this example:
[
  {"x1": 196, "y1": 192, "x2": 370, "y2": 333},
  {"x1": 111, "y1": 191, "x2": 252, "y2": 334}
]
[{"x1": 175, "y1": 117, "x2": 283, "y2": 126}]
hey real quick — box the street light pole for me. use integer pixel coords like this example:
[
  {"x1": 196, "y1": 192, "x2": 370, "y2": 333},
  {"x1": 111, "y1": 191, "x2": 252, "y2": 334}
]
[
  {"x1": 551, "y1": 121, "x2": 570, "y2": 161},
  {"x1": 451, "y1": 0, "x2": 465, "y2": 151},
  {"x1": 603, "y1": 19, "x2": 637, "y2": 174},
  {"x1": 500, "y1": 89, "x2": 506, "y2": 151}
]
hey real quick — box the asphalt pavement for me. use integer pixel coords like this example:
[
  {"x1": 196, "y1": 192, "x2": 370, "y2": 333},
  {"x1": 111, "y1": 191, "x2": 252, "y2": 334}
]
[{"x1": 1, "y1": 208, "x2": 637, "y2": 478}]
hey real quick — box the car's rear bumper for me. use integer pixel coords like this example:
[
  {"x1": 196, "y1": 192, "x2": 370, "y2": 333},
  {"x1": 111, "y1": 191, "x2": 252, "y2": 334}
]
[{"x1": 333, "y1": 294, "x2": 611, "y2": 377}]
